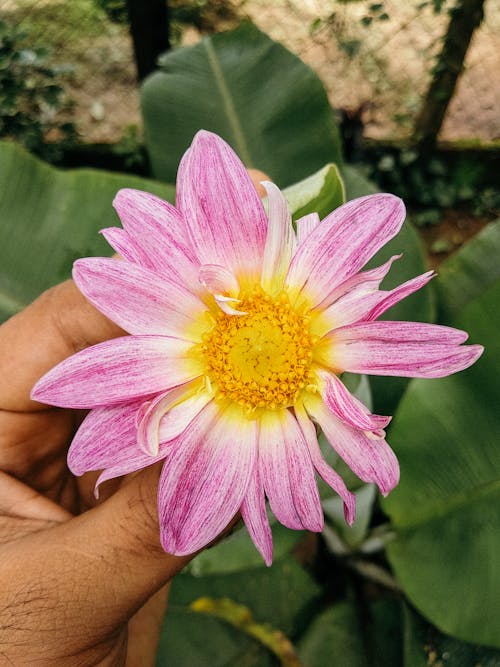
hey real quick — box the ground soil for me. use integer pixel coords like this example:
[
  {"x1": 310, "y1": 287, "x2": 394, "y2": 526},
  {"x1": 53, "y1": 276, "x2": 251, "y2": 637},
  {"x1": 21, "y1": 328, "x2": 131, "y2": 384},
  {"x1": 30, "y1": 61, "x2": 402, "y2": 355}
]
[
  {"x1": 417, "y1": 209, "x2": 492, "y2": 269},
  {"x1": 10, "y1": 0, "x2": 496, "y2": 146}
]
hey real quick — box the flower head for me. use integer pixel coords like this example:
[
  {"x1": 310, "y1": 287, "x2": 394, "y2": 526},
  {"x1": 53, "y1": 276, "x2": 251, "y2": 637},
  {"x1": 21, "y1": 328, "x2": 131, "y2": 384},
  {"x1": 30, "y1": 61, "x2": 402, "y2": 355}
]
[{"x1": 32, "y1": 131, "x2": 483, "y2": 565}]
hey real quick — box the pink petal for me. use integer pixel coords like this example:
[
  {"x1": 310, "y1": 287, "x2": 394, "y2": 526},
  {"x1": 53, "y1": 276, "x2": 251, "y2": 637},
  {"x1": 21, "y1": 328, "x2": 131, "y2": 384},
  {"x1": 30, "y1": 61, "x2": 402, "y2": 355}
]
[
  {"x1": 67, "y1": 401, "x2": 171, "y2": 496},
  {"x1": 68, "y1": 402, "x2": 141, "y2": 476},
  {"x1": 296, "y1": 212, "x2": 320, "y2": 245},
  {"x1": 317, "y1": 289, "x2": 383, "y2": 332},
  {"x1": 100, "y1": 227, "x2": 153, "y2": 268},
  {"x1": 321, "y1": 321, "x2": 484, "y2": 378},
  {"x1": 158, "y1": 401, "x2": 258, "y2": 555},
  {"x1": 113, "y1": 189, "x2": 198, "y2": 285},
  {"x1": 318, "y1": 370, "x2": 391, "y2": 432},
  {"x1": 198, "y1": 264, "x2": 247, "y2": 314},
  {"x1": 159, "y1": 387, "x2": 213, "y2": 443},
  {"x1": 241, "y1": 467, "x2": 273, "y2": 566},
  {"x1": 31, "y1": 335, "x2": 202, "y2": 408},
  {"x1": 258, "y1": 409, "x2": 323, "y2": 532},
  {"x1": 304, "y1": 394, "x2": 400, "y2": 496},
  {"x1": 365, "y1": 270, "x2": 435, "y2": 321},
  {"x1": 323, "y1": 254, "x2": 402, "y2": 306},
  {"x1": 199, "y1": 264, "x2": 240, "y2": 296},
  {"x1": 176, "y1": 131, "x2": 267, "y2": 282},
  {"x1": 94, "y1": 447, "x2": 167, "y2": 497},
  {"x1": 138, "y1": 384, "x2": 211, "y2": 455},
  {"x1": 260, "y1": 181, "x2": 296, "y2": 291},
  {"x1": 73, "y1": 258, "x2": 207, "y2": 339},
  {"x1": 295, "y1": 403, "x2": 356, "y2": 524},
  {"x1": 316, "y1": 269, "x2": 434, "y2": 334},
  {"x1": 286, "y1": 194, "x2": 406, "y2": 307}
]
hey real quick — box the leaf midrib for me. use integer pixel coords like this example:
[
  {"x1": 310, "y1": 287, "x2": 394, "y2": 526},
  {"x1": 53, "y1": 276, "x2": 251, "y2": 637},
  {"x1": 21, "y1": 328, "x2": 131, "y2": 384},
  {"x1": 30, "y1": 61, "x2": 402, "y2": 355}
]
[{"x1": 204, "y1": 39, "x2": 254, "y2": 167}]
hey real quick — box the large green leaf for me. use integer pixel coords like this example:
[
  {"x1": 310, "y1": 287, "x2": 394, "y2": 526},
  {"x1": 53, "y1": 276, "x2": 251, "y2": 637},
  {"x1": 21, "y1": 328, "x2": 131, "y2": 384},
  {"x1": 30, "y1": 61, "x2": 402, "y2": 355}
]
[
  {"x1": 187, "y1": 522, "x2": 303, "y2": 577},
  {"x1": 141, "y1": 21, "x2": 343, "y2": 187},
  {"x1": 382, "y1": 280, "x2": 500, "y2": 647},
  {"x1": 436, "y1": 218, "x2": 500, "y2": 324},
  {"x1": 403, "y1": 605, "x2": 500, "y2": 667},
  {"x1": 283, "y1": 164, "x2": 345, "y2": 222},
  {"x1": 297, "y1": 599, "x2": 403, "y2": 667},
  {"x1": 157, "y1": 608, "x2": 276, "y2": 667},
  {"x1": 170, "y1": 556, "x2": 320, "y2": 638},
  {"x1": 0, "y1": 141, "x2": 174, "y2": 322}
]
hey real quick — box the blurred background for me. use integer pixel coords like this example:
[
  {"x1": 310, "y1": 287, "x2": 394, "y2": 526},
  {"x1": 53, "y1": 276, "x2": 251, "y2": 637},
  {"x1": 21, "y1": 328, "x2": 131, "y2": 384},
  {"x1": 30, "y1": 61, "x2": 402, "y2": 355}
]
[{"x1": 1, "y1": 0, "x2": 499, "y2": 145}]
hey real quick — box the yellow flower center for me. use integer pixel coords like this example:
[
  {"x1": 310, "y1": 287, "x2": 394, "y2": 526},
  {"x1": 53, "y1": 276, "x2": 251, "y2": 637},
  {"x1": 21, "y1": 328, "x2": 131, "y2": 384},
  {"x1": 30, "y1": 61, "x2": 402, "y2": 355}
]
[{"x1": 202, "y1": 289, "x2": 316, "y2": 411}]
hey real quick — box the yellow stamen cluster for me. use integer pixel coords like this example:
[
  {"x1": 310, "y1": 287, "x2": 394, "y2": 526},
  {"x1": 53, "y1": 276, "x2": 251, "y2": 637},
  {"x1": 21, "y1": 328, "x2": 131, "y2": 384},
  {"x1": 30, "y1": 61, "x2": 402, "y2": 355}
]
[{"x1": 201, "y1": 289, "x2": 316, "y2": 411}]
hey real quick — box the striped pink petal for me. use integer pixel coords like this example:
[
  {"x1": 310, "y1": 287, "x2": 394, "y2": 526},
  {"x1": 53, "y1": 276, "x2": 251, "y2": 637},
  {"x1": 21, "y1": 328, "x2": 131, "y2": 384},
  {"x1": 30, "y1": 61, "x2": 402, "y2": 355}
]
[
  {"x1": 258, "y1": 409, "x2": 323, "y2": 532},
  {"x1": 286, "y1": 194, "x2": 405, "y2": 307},
  {"x1": 321, "y1": 321, "x2": 484, "y2": 378},
  {"x1": 73, "y1": 258, "x2": 207, "y2": 339},
  {"x1": 296, "y1": 212, "x2": 320, "y2": 244},
  {"x1": 317, "y1": 290, "x2": 383, "y2": 332},
  {"x1": 137, "y1": 384, "x2": 211, "y2": 455},
  {"x1": 159, "y1": 388, "x2": 213, "y2": 443},
  {"x1": 158, "y1": 401, "x2": 258, "y2": 555},
  {"x1": 365, "y1": 270, "x2": 435, "y2": 321},
  {"x1": 199, "y1": 264, "x2": 240, "y2": 296},
  {"x1": 295, "y1": 403, "x2": 356, "y2": 524},
  {"x1": 241, "y1": 466, "x2": 273, "y2": 567},
  {"x1": 317, "y1": 269, "x2": 434, "y2": 333},
  {"x1": 113, "y1": 188, "x2": 198, "y2": 285},
  {"x1": 260, "y1": 181, "x2": 296, "y2": 291},
  {"x1": 322, "y1": 254, "x2": 402, "y2": 307},
  {"x1": 31, "y1": 336, "x2": 202, "y2": 408},
  {"x1": 67, "y1": 401, "x2": 172, "y2": 497},
  {"x1": 68, "y1": 401, "x2": 141, "y2": 476},
  {"x1": 100, "y1": 227, "x2": 153, "y2": 268},
  {"x1": 318, "y1": 371, "x2": 391, "y2": 432},
  {"x1": 304, "y1": 394, "x2": 400, "y2": 496},
  {"x1": 176, "y1": 131, "x2": 267, "y2": 282},
  {"x1": 198, "y1": 264, "x2": 247, "y2": 314},
  {"x1": 95, "y1": 447, "x2": 168, "y2": 497}
]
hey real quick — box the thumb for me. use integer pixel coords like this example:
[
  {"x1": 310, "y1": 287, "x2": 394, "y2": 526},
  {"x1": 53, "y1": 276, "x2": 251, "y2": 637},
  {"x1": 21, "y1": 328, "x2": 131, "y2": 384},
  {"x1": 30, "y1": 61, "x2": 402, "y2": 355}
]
[
  {"x1": 0, "y1": 464, "x2": 192, "y2": 662},
  {"x1": 62, "y1": 463, "x2": 192, "y2": 625}
]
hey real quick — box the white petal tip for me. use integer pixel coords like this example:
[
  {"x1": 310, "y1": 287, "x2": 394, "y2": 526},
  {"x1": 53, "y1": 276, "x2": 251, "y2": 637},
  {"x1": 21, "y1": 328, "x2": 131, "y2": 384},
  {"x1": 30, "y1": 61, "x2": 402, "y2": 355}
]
[{"x1": 215, "y1": 295, "x2": 247, "y2": 316}]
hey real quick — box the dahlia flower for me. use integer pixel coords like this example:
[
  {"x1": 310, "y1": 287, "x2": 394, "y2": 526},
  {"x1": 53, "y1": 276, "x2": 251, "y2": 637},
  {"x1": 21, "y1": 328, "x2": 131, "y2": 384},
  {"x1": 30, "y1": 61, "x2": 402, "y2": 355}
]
[{"x1": 32, "y1": 131, "x2": 483, "y2": 565}]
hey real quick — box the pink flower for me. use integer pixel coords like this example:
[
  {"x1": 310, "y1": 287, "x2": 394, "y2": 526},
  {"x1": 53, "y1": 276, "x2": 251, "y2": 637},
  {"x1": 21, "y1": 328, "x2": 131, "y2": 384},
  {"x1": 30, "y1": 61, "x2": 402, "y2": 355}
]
[{"x1": 32, "y1": 131, "x2": 483, "y2": 565}]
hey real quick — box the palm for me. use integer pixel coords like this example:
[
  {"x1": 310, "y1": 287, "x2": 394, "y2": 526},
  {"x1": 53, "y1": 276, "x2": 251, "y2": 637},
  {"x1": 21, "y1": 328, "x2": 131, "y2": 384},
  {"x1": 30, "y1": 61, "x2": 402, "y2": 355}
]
[{"x1": 0, "y1": 283, "x2": 168, "y2": 666}]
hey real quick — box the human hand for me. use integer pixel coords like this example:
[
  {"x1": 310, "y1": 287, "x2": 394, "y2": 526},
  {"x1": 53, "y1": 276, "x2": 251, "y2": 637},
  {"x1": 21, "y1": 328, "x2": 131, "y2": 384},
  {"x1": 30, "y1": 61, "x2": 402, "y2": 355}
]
[
  {"x1": 0, "y1": 169, "x2": 269, "y2": 666},
  {"x1": 0, "y1": 279, "x2": 193, "y2": 666}
]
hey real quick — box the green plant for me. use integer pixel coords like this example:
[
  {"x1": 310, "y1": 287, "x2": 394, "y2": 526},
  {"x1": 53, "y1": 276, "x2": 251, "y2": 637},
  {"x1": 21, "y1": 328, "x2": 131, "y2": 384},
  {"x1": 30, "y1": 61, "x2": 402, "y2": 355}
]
[
  {"x1": 363, "y1": 147, "x2": 500, "y2": 217},
  {"x1": 94, "y1": 0, "x2": 129, "y2": 23},
  {"x1": 0, "y1": 19, "x2": 76, "y2": 161}
]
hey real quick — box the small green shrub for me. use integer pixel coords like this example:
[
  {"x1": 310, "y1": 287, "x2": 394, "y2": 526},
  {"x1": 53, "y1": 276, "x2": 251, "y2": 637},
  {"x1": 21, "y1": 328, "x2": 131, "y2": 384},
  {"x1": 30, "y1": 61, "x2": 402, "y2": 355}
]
[
  {"x1": 0, "y1": 19, "x2": 76, "y2": 161},
  {"x1": 95, "y1": 0, "x2": 129, "y2": 24}
]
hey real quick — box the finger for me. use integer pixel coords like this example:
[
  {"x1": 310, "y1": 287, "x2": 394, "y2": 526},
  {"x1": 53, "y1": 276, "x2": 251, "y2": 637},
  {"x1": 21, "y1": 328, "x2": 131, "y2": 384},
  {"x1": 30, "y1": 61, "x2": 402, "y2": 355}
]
[
  {"x1": 0, "y1": 471, "x2": 72, "y2": 525},
  {"x1": 248, "y1": 168, "x2": 270, "y2": 197},
  {"x1": 0, "y1": 279, "x2": 124, "y2": 411},
  {"x1": 0, "y1": 409, "x2": 74, "y2": 483},
  {"x1": 127, "y1": 584, "x2": 170, "y2": 667}
]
